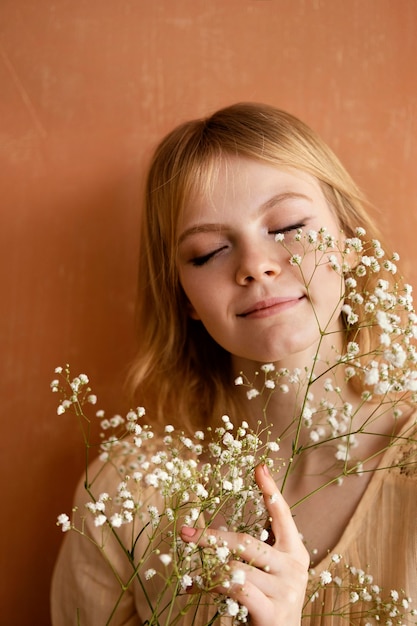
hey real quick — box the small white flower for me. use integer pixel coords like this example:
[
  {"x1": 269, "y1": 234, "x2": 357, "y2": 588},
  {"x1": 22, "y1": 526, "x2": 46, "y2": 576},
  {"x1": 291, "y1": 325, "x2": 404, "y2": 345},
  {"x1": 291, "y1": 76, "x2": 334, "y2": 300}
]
[
  {"x1": 267, "y1": 441, "x2": 280, "y2": 452},
  {"x1": 94, "y1": 514, "x2": 107, "y2": 527},
  {"x1": 246, "y1": 388, "x2": 260, "y2": 400},
  {"x1": 87, "y1": 394, "x2": 97, "y2": 405},
  {"x1": 216, "y1": 545, "x2": 230, "y2": 563},
  {"x1": 320, "y1": 570, "x2": 332, "y2": 585},
  {"x1": 195, "y1": 483, "x2": 208, "y2": 498},
  {"x1": 57, "y1": 513, "x2": 71, "y2": 532},
  {"x1": 234, "y1": 376, "x2": 244, "y2": 385},
  {"x1": 231, "y1": 568, "x2": 246, "y2": 585},
  {"x1": 364, "y1": 365, "x2": 379, "y2": 386},
  {"x1": 54, "y1": 366, "x2": 63, "y2": 374},
  {"x1": 145, "y1": 569, "x2": 156, "y2": 580},
  {"x1": 347, "y1": 341, "x2": 360, "y2": 355},
  {"x1": 181, "y1": 574, "x2": 193, "y2": 590},
  {"x1": 159, "y1": 554, "x2": 172, "y2": 566},
  {"x1": 390, "y1": 589, "x2": 399, "y2": 602},
  {"x1": 57, "y1": 405, "x2": 65, "y2": 415},
  {"x1": 110, "y1": 513, "x2": 123, "y2": 528},
  {"x1": 225, "y1": 598, "x2": 240, "y2": 617},
  {"x1": 260, "y1": 528, "x2": 269, "y2": 542}
]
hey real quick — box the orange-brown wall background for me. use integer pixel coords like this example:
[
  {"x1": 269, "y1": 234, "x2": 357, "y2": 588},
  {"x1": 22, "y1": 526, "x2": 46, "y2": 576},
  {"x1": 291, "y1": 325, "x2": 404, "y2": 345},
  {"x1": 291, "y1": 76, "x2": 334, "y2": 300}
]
[{"x1": 1, "y1": 1, "x2": 416, "y2": 624}]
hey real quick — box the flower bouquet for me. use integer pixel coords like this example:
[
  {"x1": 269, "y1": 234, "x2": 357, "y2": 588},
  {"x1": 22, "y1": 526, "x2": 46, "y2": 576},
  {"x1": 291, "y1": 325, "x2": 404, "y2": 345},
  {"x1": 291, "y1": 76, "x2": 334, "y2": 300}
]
[{"x1": 52, "y1": 228, "x2": 417, "y2": 625}]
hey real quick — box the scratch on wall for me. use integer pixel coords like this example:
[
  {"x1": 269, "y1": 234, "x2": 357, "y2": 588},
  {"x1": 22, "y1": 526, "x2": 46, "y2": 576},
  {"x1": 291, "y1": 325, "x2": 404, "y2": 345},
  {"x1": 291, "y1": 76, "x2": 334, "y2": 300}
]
[{"x1": 0, "y1": 39, "x2": 47, "y2": 140}]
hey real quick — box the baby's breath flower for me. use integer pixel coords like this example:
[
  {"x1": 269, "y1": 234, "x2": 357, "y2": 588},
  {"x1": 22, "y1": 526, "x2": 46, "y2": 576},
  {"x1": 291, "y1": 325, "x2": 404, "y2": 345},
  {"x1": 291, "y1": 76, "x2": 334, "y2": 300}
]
[
  {"x1": 216, "y1": 545, "x2": 230, "y2": 563},
  {"x1": 231, "y1": 569, "x2": 246, "y2": 585},
  {"x1": 159, "y1": 554, "x2": 172, "y2": 566},
  {"x1": 94, "y1": 514, "x2": 107, "y2": 527},
  {"x1": 261, "y1": 363, "x2": 275, "y2": 372},
  {"x1": 145, "y1": 568, "x2": 156, "y2": 580},
  {"x1": 180, "y1": 574, "x2": 193, "y2": 590},
  {"x1": 224, "y1": 598, "x2": 240, "y2": 617},
  {"x1": 57, "y1": 513, "x2": 71, "y2": 532},
  {"x1": 110, "y1": 513, "x2": 123, "y2": 528},
  {"x1": 320, "y1": 570, "x2": 332, "y2": 585},
  {"x1": 267, "y1": 441, "x2": 280, "y2": 452}
]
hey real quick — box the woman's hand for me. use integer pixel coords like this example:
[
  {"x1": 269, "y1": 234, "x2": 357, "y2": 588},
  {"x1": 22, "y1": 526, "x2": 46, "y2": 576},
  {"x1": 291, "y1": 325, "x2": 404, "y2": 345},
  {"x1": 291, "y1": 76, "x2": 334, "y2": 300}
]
[{"x1": 180, "y1": 463, "x2": 309, "y2": 626}]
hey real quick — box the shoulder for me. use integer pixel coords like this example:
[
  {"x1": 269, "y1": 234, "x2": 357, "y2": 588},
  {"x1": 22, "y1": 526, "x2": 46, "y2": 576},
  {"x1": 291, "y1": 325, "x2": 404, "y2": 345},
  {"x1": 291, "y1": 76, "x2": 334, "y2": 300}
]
[
  {"x1": 72, "y1": 433, "x2": 167, "y2": 511},
  {"x1": 387, "y1": 410, "x2": 417, "y2": 479}
]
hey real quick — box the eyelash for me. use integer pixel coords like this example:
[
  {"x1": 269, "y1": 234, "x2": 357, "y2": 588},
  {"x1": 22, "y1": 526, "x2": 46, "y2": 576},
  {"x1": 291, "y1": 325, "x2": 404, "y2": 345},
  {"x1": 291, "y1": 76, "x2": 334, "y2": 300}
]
[
  {"x1": 269, "y1": 222, "x2": 305, "y2": 236},
  {"x1": 191, "y1": 246, "x2": 228, "y2": 267},
  {"x1": 190, "y1": 222, "x2": 306, "y2": 267}
]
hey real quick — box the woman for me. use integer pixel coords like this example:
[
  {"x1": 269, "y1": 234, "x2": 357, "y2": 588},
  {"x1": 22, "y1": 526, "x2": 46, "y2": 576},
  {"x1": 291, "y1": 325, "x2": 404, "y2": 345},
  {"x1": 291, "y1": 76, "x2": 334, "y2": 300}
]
[{"x1": 51, "y1": 103, "x2": 417, "y2": 625}]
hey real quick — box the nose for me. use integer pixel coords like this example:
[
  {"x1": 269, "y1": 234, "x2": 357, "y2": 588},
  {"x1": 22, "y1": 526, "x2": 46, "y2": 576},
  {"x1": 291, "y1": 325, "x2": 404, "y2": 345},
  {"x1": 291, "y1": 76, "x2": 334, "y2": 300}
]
[{"x1": 235, "y1": 243, "x2": 282, "y2": 285}]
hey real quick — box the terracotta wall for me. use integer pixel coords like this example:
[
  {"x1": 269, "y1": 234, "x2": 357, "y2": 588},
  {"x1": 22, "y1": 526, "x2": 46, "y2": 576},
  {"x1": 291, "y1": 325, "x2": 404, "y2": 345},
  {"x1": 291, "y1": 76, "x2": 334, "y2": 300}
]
[{"x1": 1, "y1": 1, "x2": 416, "y2": 624}]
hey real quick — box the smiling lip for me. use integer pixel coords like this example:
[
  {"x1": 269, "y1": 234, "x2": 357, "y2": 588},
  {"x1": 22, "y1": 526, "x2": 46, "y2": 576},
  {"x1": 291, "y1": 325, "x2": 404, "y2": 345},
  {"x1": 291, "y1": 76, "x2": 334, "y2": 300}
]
[{"x1": 238, "y1": 297, "x2": 303, "y2": 319}]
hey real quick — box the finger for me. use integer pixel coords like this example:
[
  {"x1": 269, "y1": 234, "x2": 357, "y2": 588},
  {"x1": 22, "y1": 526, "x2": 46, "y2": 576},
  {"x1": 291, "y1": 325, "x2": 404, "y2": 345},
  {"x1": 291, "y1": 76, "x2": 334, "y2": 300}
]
[
  {"x1": 213, "y1": 559, "x2": 307, "y2": 613},
  {"x1": 254, "y1": 464, "x2": 306, "y2": 559},
  {"x1": 180, "y1": 523, "x2": 274, "y2": 574}
]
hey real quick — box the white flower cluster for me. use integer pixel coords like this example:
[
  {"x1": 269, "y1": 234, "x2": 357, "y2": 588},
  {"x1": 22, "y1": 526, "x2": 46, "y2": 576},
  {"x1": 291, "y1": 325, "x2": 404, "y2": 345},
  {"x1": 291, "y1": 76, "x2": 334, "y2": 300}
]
[
  {"x1": 53, "y1": 227, "x2": 417, "y2": 625},
  {"x1": 53, "y1": 367, "x2": 280, "y2": 623},
  {"x1": 307, "y1": 555, "x2": 416, "y2": 624},
  {"x1": 237, "y1": 227, "x2": 417, "y2": 470},
  {"x1": 52, "y1": 366, "x2": 97, "y2": 415}
]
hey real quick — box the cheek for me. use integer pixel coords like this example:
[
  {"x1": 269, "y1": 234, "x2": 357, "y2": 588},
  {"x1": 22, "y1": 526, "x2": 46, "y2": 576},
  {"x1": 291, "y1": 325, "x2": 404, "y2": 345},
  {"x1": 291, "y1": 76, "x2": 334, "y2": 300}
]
[{"x1": 180, "y1": 275, "x2": 211, "y2": 322}]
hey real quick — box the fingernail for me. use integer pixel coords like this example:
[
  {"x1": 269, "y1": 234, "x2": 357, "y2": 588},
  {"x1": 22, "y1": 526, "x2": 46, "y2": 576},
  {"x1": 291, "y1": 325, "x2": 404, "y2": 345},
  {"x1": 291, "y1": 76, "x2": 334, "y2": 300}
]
[{"x1": 181, "y1": 526, "x2": 197, "y2": 539}]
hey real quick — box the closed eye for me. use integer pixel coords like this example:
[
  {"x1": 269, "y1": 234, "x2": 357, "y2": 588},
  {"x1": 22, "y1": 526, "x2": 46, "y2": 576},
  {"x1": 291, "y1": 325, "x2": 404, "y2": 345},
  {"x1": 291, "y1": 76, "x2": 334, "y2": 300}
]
[
  {"x1": 269, "y1": 222, "x2": 305, "y2": 236},
  {"x1": 190, "y1": 245, "x2": 229, "y2": 266}
]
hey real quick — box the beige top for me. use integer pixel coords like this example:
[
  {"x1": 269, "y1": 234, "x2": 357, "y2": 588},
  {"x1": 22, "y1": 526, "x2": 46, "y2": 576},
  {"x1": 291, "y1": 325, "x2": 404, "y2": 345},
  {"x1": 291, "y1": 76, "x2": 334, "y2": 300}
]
[{"x1": 51, "y1": 415, "x2": 417, "y2": 625}]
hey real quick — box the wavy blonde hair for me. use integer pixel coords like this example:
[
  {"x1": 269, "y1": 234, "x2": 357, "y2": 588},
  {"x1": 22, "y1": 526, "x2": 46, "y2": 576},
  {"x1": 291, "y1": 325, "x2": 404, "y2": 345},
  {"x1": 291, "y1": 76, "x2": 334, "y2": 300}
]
[{"x1": 128, "y1": 102, "x2": 397, "y2": 430}]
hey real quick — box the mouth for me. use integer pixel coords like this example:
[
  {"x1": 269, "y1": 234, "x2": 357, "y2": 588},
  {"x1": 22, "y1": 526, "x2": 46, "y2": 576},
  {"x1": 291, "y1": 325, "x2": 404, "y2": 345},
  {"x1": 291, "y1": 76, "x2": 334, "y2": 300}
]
[{"x1": 237, "y1": 296, "x2": 304, "y2": 319}]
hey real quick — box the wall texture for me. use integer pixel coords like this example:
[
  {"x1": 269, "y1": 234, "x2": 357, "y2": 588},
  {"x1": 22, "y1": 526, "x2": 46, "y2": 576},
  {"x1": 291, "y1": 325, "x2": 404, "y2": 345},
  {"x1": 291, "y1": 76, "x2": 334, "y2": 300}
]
[{"x1": 1, "y1": 1, "x2": 416, "y2": 624}]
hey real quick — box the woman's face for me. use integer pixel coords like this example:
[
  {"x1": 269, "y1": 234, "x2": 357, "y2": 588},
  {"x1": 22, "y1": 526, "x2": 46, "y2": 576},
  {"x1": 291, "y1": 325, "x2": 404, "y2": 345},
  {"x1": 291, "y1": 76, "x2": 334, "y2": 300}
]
[{"x1": 176, "y1": 156, "x2": 345, "y2": 370}]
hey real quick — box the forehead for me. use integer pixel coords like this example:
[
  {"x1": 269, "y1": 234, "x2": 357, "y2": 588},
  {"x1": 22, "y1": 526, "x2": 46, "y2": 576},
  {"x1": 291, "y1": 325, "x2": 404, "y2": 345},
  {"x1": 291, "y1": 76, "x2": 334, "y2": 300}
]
[{"x1": 177, "y1": 156, "x2": 327, "y2": 229}]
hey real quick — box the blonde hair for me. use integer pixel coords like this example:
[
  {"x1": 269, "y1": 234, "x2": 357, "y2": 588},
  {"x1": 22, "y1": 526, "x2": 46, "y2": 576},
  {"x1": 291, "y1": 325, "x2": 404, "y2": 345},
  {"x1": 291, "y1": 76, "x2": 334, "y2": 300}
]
[{"x1": 128, "y1": 102, "x2": 397, "y2": 430}]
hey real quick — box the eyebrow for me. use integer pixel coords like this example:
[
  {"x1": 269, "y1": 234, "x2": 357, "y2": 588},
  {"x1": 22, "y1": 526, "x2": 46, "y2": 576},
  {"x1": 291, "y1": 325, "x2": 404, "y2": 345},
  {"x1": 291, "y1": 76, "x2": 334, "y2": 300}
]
[{"x1": 177, "y1": 192, "x2": 312, "y2": 245}]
